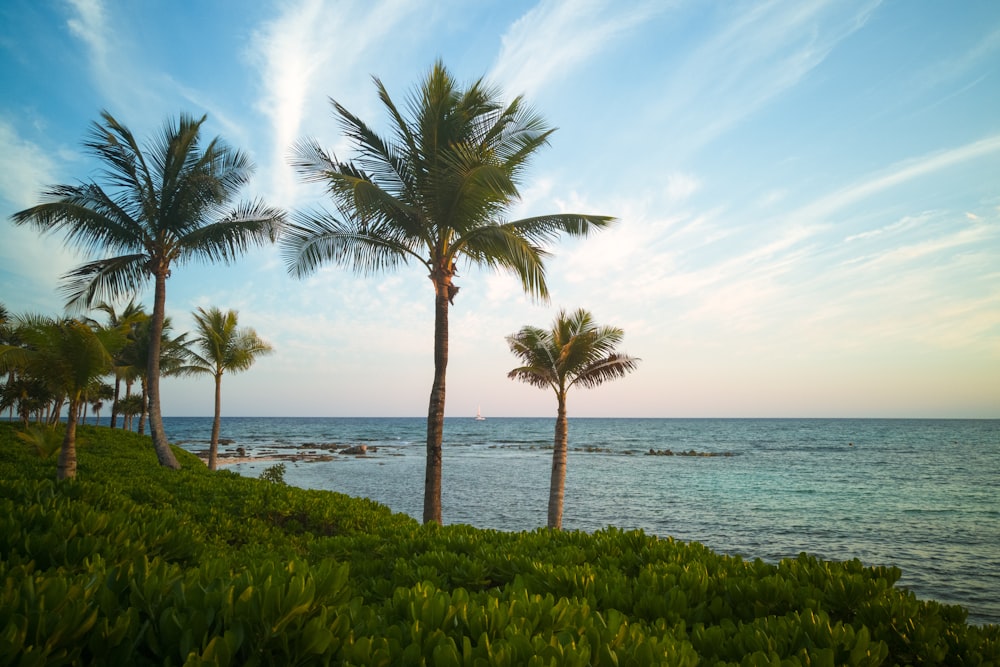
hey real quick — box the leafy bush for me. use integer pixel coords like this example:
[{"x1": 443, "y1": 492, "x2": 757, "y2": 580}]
[
  {"x1": 259, "y1": 462, "x2": 287, "y2": 485},
  {"x1": 0, "y1": 422, "x2": 997, "y2": 666}
]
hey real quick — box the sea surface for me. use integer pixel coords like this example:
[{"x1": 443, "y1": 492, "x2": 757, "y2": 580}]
[{"x1": 160, "y1": 416, "x2": 1000, "y2": 625}]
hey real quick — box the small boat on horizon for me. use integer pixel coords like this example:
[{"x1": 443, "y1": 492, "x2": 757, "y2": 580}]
[{"x1": 475, "y1": 406, "x2": 486, "y2": 421}]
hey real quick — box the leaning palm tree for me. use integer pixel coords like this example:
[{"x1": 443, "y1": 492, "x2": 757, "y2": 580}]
[
  {"x1": 178, "y1": 306, "x2": 273, "y2": 470},
  {"x1": 507, "y1": 308, "x2": 639, "y2": 529},
  {"x1": 11, "y1": 111, "x2": 284, "y2": 469},
  {"x1": 0, "y1": 315, "x2": 124, "y2": 479},
  {"x1": 282, "y1": 61, "x2": 614, "y2": 524}
]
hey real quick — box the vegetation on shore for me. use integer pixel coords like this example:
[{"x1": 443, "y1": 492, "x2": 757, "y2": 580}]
[{"x1": 2, "y1": 422, "x2": 997, "y2": 666}]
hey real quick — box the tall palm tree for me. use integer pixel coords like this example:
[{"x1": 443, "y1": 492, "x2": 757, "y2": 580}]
[
  {"x1": 178, "y1": 306, "x2": 273, "y2": 470},
  {"x1": 506, "y1": 308, "x2": 639, "y2": 529},
  {"x1": 282, "y1": 61, "x2": 614, "y2": 524},
  {"x1": 12, "y1": 111, "x2": 284, "y2": 468},
  {"x1": 1, "y1": 315, "x2": 124, "y2": 479}
]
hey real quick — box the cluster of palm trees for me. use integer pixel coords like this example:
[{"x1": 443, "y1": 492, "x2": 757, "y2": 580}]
[
  {"x1": 6, "y1": 60, "x2": 638, "y2": 526},
  {"x1": 0, "y1": 300, "x2": 272, "y2": 479}
]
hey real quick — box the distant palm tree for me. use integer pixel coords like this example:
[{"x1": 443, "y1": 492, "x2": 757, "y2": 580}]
[
  {"x1": 283, "y1": 61, "x2": 614, "y2": 524},
  {"x1": 1, "y1": 315, "x2": 124, "y2": 479},
  {"x1": 179, "y1": 306, "x2": 273, "y2": 470},
  {"x1": 507, "y1": 308, "x2": 639, "y2": 529},
  {"x1": 86, "y1": 300, "x2": 146, "y2": 429},
  {"x1": 117, "y1": 394, "x2": 145, "y2": 432},
  {"x1": 90, "y1": 381, "x2": 114, "y2": 425},
  {"x1": 122, "y1": 316, "x2": 190, "y2": 436},
  {"x1": 11, "y1": 111, "x2": 284, "y2": 469}
]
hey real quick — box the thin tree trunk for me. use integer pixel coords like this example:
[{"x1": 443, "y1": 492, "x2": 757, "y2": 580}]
[
  {"x1": 137, "y1": 379, "x2": 147, "y2": 436},
  {"x1": 110, "y1": 375, "x2": 121, "y2": 429},
  {"x1": 147, "y1": 270, "x2": 180, "y2": 469},
  {"x1": 423, "y1": 275, "x2": 451, "y2": 524},
  {"x1": 209, "y1": 371, "x2": 223, "y2": 471},
  {"x1": 548, "y1": 393, "x2": 569, "y2": 529},
  {"x1": 57, "y1": 397, "x2": 80, "y2": 480}
]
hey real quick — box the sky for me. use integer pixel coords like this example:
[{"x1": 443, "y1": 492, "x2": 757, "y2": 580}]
[{"x1": 1, "y1": 0, "x2": 998, "y2": 419}]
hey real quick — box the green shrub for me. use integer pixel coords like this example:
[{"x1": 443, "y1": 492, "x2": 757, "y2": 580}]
[{"x1": 0, "y1": 421, "x2": 997, "y2": 666}]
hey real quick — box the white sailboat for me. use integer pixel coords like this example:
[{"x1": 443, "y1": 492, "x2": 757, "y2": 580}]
[{"x1": 475, "y1": 405, "x2": 486, "y2": 421}]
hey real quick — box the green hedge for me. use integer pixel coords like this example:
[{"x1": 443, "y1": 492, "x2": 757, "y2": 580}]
[{"x1": 0, "y1": 422, "x2": 997, "y2": 666}]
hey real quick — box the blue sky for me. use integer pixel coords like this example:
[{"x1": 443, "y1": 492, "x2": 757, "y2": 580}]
[{"x1": 1, "y1": 0, "x2": 998, "y2": 418}]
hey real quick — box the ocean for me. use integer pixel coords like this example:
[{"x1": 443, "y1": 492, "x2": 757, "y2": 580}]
[{"x1": 160, "y1": 416, "x2": 999, "y2": 625}]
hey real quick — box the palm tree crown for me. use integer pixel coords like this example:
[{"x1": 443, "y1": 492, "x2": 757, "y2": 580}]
[
  {"x1": 282, "y1": 61, "x2": 615, "y2": 524},
  {"x1": 507, "y1": 308, "x2": 639, "y2": 529},
  {"x1": 507, "y1": 308, "x2": 640, "y2": 396},
  {"x1": 11, "y1": 111, "x2": 284, "y2": 468}
]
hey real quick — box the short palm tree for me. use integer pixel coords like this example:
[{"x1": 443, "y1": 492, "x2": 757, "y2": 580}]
[
  {"x1": 11, "y1": 111, "x2": 284, "y2": 469},
  {"x1": 507, "y1": 308, "x2": 639, "y2": 529},
  {"x1": 1, "y1": 315, "x2": 124, "y2": 479},
  {"x1": 282, "y1": 61, "x2": 614, "y2": 524},
  {"x1": 179, "y1": 306, "x2": 273, "y2": 470}
]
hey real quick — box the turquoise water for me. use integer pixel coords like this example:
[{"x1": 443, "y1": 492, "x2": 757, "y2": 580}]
[{"x1": 163, "y1": 417, "x2": 1000, "y2": 625}]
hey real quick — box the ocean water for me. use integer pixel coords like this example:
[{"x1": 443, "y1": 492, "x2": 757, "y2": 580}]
[{"x1": 162, "y1": 416, "x2": 1000, "y2": 625}]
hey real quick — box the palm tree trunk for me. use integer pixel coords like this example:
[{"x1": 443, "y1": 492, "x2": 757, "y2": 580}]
[
  {"x1": 110, "y1": 375, "x2": 121, "y2": 429},
  {"x1": 147, "y1": 270, "x2": 180, "y2": 469},
  {"x1": 58, "y1": 396, "x2": 80, "y2": 480},
  {"x1": 137, "y1": 379, "x2": 147, "y2": 436},
  {"x1": 209, "y1": 371, "x2": 223, "y2": 471},
  {"x1": 548, "y1": 393, "x2": 569, "y2": 529},
  {"x1": 423, "y1": 276, "x2": 450, "y2": 524}
]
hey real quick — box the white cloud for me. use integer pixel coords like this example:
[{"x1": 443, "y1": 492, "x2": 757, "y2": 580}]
[
  {"x1": 490, "y1": 0, "x2": 664, "y2": 98},
  {"x1": 666, "y1": 172, "x2": 700, "y2": 202},
  {"x1": 65, "y1": 0, "x2": 109, "y2": 68},
  {"x1": 249, "y1": 0, "x2": 424, "y2": 208},
  {"x1": 655, "y1": 0, "x2": 881, "y2": 154},
  {"x1": 796, "y1": 133, "x2": 1000, "y2": 224},
  {"x1": 0, "y1": 120, "x2": 58, "y2": 209}
]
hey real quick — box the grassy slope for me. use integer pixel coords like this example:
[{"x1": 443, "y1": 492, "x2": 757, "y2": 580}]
[{"x1": 0, "y1": 421, "x2": 997, "y2": 666}]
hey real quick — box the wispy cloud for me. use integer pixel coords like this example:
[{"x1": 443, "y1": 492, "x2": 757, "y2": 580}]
[
  {"x1": 656, "y1": 0, "x2": 881, "y2": 155},
  {"x1": 490, "y1": 0, "x2": 664, "y2": 97},
  {"x1": 249, "y1": 0, "x2": 423, "y2": 207},
  {"x1": 65, "y1": 0, "x2": 109, "y2": 71},
  {"x1": 796, "y1": 133, "x2": 1000, "y2": 224},
  {"x1": 0, "y1": 119, "x2": 57, "y2": 209}
]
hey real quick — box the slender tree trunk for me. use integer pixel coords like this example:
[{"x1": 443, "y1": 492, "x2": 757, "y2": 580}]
[
  {"x1": 548, "y1": 393, "x2": 569, "y2": 529},
  {"x1": 423, "y1": 274, "x2": 451, "y2": 524},
  {"x1": 209, "y1": 371, "x2": 223, "y2": 471},
  {"x1": 110, "y1": 375, "x2": 121, "y2": 429},
  {"x1": 137, "y1": 379, "x2": 147, "y2": 436},
  {"x1": 147, "y1": 270, "x2": 180, "y2": 469},
  {"x1": 57, "y1": 397, "x2": 80, "y2": 480}
]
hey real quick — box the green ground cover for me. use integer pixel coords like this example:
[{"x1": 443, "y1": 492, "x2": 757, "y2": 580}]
[{"x1": 1, "y1": 422, "x2": 997, "y2": 666}]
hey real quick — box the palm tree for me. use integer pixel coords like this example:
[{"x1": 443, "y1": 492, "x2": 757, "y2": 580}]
[
  {"x1": 122, "y1": 316, "x2": 190, "y2": 436},
  {"x1": 90, "y1": 381, "x2": 114, "y2": 425},
  {"x1": 282, "y1": 61, "x2": 614, "y2": 524},
  {"x1": 506, "y1": 308, "x2": 639, "y2": 529},
  {"x1": 86, "y1": 300, "x2": 146, "y2": 429},
  {"x1": 11, "y1": 111, "x2": 284, "y2": 469},
  {"x1": 1, "y1": 315, "x2": 124, "y2": 479},
  {"x1": 178, "y1": 306, "x2": 273, "y2": 470}
]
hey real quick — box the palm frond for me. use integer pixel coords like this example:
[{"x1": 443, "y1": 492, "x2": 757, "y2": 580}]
[
  {"x1": 178, "y1": 200, "x2": 285, "y2": 265},
  {"x1": 281, "y1": 207, "x2": 418, "y2": 279},
  {"x1": 60, "y1": 254, "x2": 150, "y2": 311}
]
